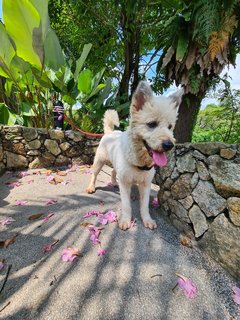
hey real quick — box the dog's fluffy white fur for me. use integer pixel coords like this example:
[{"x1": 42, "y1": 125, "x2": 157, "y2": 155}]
[{"x1": 86, "y1": 81, "x2": 183, "y2": 230}]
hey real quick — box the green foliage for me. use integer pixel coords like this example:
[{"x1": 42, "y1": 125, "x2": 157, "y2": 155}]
[
  {"x1": 157, "y1": 1, "x2": 240, "y2": 95},
  {"x1": 193, "y1": 0, "x2": 221, "y2": 44},
  {"x1": 3, "y1": 0, "x2": 43, "y2": 68},
  {"x1": 0, "y1": 23, "x2": 15, "y2": 77},
  {"x1": 193, "y1": 0, "x2": 238, "y2": 44},
  {"x1": 0, "y1": 0, "x2": 112, "y2": 131},
  {"x1": 78, "y1": 70, "x2": 93, "y2": 95},
  {"x1": 48, "y1": 0, "x2": 169, "y2": 97},
  {"x1": 192, "y1": 102, "x2": 240, "y2": 143},
  {"x1": 0, "y1": 103, "x2": 16, "y2": 125}
]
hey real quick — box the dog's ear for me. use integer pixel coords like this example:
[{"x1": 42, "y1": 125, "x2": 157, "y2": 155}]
[
  {"x1": 131, "y1": 81, "x2": 153, "y2": 111},
  {"x1": 169, "y1": 87, "x2": 184, "y2": 108}
]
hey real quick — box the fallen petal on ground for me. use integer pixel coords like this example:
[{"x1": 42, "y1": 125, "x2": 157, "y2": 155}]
[
  {"x1": 232, "y1": 286, "x2": 240, "y2": 304},
  {"x1": 97, "y1": 248, "x2": 107, "y2": 256},
  {"x1": 15, "y1": 200, "x2": 28, "y2": 206},
  {"x1": 176, "y1": 274, "x2": 197, "y2": 299},
  {"x1": 83, "y1": 210, "x2": 100, "y2": 218},
  {"x1": 42, "y1": 213, "x2": 54, "y2": 222},
  {"x1": 61, "y1": 248, "x2": 82, "y2": 262},
  {"x1": 46, "y1": 199, "x2": 58, "y2": 206},
  {"x1": 0, "y1": 217, "x2": 15, "y2": 225}
]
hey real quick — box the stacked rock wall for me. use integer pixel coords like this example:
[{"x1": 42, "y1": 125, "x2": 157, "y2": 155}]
[
  {"x1": 155, "y1": 142, "x2": 240, "y2": 279},
  {"x1": 1, "y1": 126, "x2": 240, "y2": 279},
  {"x1": 0, "y1": 125, "x2": 100, "y2": 171}
]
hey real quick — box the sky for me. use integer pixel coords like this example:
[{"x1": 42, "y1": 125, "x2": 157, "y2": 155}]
[{"x1": 0, "y1": 0, "x2": 239, "y2": 108}]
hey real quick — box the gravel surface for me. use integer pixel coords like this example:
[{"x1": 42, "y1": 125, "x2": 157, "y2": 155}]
[{"x1": 0, "y1": 165, "x2": 239, "y2": 320}]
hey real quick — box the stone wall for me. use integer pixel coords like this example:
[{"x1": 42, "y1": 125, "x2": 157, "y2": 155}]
[
  {"x1": 1, "y1": 127, "x2": 240, "y2": 279},
  {"x1": 155, "y1": 142, "x2": 240, "y2": 279},
  {"x1": 0, "y1": 125, "x2": 100, "y2": 171}
]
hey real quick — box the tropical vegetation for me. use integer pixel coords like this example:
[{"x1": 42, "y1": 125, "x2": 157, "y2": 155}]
[
  {"x1": 0, "y1": 0, "x2": 112, "y2": 131},
  {"x1": 193, "y1": 83, "x2": 240, "y2": 143}
]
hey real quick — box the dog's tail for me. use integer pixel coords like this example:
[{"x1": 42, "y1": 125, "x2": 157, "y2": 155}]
[{"x1": 103, "y1": 109, "x2": 120, "y2": 134}]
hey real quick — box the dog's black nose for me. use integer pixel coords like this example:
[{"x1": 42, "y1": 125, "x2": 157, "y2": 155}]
[{"x1": 162, "y1": 140, "x2": 174, "y2": 151}]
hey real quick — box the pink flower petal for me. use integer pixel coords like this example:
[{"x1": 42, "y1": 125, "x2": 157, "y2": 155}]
[
  {"x1": 90, "y1": 234, "x2": 101, "y2": 245},
  {"x1": 97, "y1": 248, "x2": 107, "y2": 256},
  {"x1": 42, "y1": 212, "x2": 54, "y2": 221},
  {"x1": 8, "y1": 182, "x2": 21, "y2": 188},
  {"x1": 67, "y1": 164, "x2": 80, "y2": 172},
  {"x1": 98, "y1": 211, "x2": 117, "y2": 225},
  {"x1": 88, "y1": 225, "x2": 103, "y2": 244},
  {"x1": 107, "y1": 182, "x2": 114, "y2": 187},
  {"x1": 43, "y1": 240, "x2": 59, "y2": 253},
  {"x1": 60, "y1": 181, "x2": 68, "y2": 185},
  {"x1": 61, "y1": 247, "x2": 81, "y2": 262},
  {"x1": 26, "y1": 179, "x2": 34, "y2": 184},
  {"x1": 46, "y1": 199, "x2": 57, "y2": 206},
  {"x1": 105, "y1": 210, "x2": 117, "y2": 223},
  {"x1": 82, "y1": 169, "x2": 92, "y2": 175},
  {"x1": 43, "y1": 244, "x2": 53, "y2": 253},
  {"x1": 83, "y1": 210, "x2": 100, "y2": 218},
  {"x1": 17, "y1": 171, "x2": 29, "y2": 178},
  {"x1": 0, "y1": 217, "x2": 16, "y2": 225},
  {"x1": 15, "y1": 200, "x2": 28, "y2": 206},
  {"x1": 177, "y1": 274, "x2": 197, "y2": 299},
  {"x1": 0, "y1": 261, "x2": 4, "y2": 271},
  {"x1": 88, "y1": 225, "x2": 102, "y2": 237},
  {"x1": 151, "y1": 197, "x2": 159, "y2": 208},
  {"x1": 233, "y1": 286, "x2": 240, "y2": 305},
  {"x1": 98, "y1": 214, "x2": 109, "y2": 225},
  {"x1": 47, "y1": 175, "x2": 55, "y2": 182},
  {"x1": 42, "y1": 213, "x2": 54, "y2": 222}
]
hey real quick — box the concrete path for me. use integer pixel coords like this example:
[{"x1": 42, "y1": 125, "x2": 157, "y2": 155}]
[{"x1": 0, "y1": 165, "x2": 239, "y2": 320}]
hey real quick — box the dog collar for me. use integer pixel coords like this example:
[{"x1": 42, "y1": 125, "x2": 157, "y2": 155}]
[{"x1": 137, "y1": 165, "x2": 154, "y2": 171}]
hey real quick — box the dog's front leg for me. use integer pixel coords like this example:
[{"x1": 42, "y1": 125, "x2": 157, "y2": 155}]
[
  {"x1": 139, "y1": 183, "x2": 157, "y2": 230},
  {"x1": 118, "y1": 180, "x2": 132, "y2": 230}
]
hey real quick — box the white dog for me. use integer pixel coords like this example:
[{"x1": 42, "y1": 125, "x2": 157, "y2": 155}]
[{"x1": 86, "y1": 81, "x2": 183, "y2": 230}]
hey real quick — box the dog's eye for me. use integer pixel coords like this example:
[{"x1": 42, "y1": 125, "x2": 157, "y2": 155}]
[
  {"x1": 168, "y1": 124, "x2": 173, "y2": 130},
  {"x1": 147, "y1": 121, "x2": 158, "y2": 129}
]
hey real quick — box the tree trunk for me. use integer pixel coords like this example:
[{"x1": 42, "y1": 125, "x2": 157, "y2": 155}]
[
  {"x1": 118, "y1": 6, "x2": 141, "y2": 101},
  {"x1": 117, "y1": 8, "x2": 133, "y2": 100},
  {"x1": 130, "y1": 27, "x2": 140, "y2": 97},
  {"x1": 174, "y1": 93, "x2": 202, "y2": 143}
]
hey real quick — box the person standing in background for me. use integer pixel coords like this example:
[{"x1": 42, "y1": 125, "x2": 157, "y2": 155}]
[{"x1": 53, "y1": 100, "x2": 64, "y2": 130}]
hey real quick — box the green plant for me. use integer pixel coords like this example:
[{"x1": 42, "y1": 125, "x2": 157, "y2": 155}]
[
  {"x1": 0, "y1": 0, "x2": 113, "y2": 131},
  {"x1": 192, "y1": 97, "x2": 240, "y2": 144},
  {"x1": 155, "y1": 0, "x2": 240, "y2": 142}
]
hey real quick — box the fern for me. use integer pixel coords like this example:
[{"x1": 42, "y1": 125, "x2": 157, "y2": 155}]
[
  {"x1": 222, "y1": 13, "x2": 238, "y2": 35},
  {"x1": 222, "y1": 0, "x2": 238, "y2": 13},
  {"x1": 208, "y1": 13, "x2": 238, "y2": 61},
  {"x1": 193, "y1": 0, "x2": 222, "y2": 44},
  {"x1": 208, "y1": 31, "x2": 228, "y2": 61},
  {"x1": 193, "y1": 0, "x2": 238, "y2": 44}
]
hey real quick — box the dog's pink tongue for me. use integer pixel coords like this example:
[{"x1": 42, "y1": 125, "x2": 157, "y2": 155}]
[{"x1": 152, "y1": 150, "x2": 168, "y2": 167}]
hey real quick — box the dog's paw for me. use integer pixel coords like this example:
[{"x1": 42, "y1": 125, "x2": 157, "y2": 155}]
[
  {"x1": 143, "y1": 219, "x2": 157, "y2": 230},
  {"x1": 118, "y1": 219, "x2": 131, "y2": 231},
  {"x1": 86, "y1": 186, "x2": 96, "y2": 194}
]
